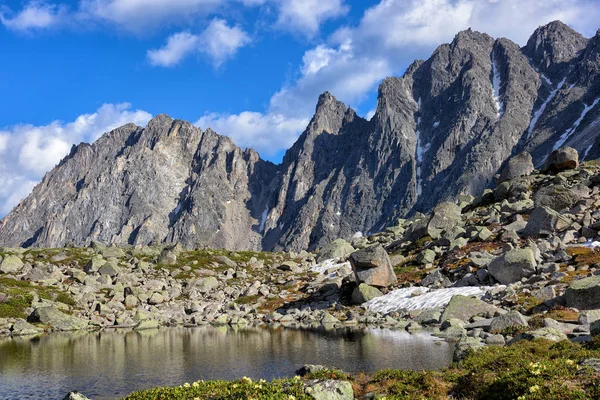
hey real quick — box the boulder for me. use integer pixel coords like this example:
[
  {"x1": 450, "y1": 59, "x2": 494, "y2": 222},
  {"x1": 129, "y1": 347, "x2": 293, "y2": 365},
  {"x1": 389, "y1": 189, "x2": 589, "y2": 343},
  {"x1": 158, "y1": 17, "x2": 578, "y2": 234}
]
[
  {"x1": 195, "y1": 277, "x2": 219, "y2": 293},
  {"x1": 487, "y1": 248, "x2": 537, "y2": 285},
  {"x1": 565, "y1": 276, "x2": 600, "y2": 309},
  {"x1": 427, "y1": 202, "x2": 462, "y2": 239},
  {"x1": 351, "y1": 283, "x2": 383, "y2": 304},
  {"x1": 97, "y1": 261, "x2": 121, "y2": 277},
  {"x1": 11, "y1": 319, "x2": 43, "y2": 336},
  {"x1": 523, "y1": 206, "x2": 571, "y2": 236},
  {"x1": 304, "y1": 380, "x2": 354, "y2": 400},
  {"x1": 512, "y1": 327, "x2": 568, "y2": 343},
  {"x1": 158, "y1": 244, "x2": 181, "y2": 265},
  {"x1": 28, "y1": 307, "x2": 89, "y2": 331},
  {"x1": 0, "y1": 254, "x2": 24, "y2": 274},
  {"x1": 416, "y1": 249, "x2": 436, "y2": 265},
  {"x1": 440, "y1": 295, "x2": 497, "y2": 323},
  {"x1": 317, "y1": 239, "x2": 355, "y2": 262},
  {"x1": 534, "y1": 184, "x2": 582, "y2": 211},
  {"x1": 498, "y1": 152, "x2": 534, "y2": 183},
  {"x1": 454, "y1": 336, "x2": 485, "y2": 361},
  {"x1": 489, "y1": 311, "x2": 528, "y2": 333},
  {"x1": 348, "y1": 245, "x2": 397, "y2": 287},
  {"x1": 84, "y1": 255, "x2": 106, "y2": 274},
  {"x1": 542, "y1": 146, "x2": 579, "y2": 173},
  {"x1": 62, "y1": 392, "x2": 91, "y2": 400}
]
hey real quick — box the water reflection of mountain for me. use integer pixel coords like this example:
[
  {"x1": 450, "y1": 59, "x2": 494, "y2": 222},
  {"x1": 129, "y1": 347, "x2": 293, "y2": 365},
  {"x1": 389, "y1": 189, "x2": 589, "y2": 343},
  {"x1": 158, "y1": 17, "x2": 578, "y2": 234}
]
[{"x1": 0, "y1": 327, "x2": 453, "y2": 400}]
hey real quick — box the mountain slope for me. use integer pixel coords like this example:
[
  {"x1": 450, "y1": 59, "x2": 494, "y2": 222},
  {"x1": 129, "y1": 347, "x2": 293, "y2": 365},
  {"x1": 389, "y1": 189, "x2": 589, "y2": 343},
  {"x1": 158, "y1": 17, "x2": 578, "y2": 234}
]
[{"x1": 1, "y1": 21, "x2": 599, "y2": 251}]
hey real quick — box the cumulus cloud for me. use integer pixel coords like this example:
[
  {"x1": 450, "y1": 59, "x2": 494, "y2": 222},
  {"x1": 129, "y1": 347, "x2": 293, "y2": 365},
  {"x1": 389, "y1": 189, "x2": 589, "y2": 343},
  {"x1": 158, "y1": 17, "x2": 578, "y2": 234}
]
[
  {"x1": 148, "y1": 31, "x2": 199, "y2": 67},
  {"x1": 196, "y1": 112, "x2": 309, "y2": 156},
  {"x1": 274, "y1": 0, "x2": 348, "y2": 37},
  {"x1": 0, "y1": 103, "x2": 151, "y2": 215},
  {"x1": 0, "y1": 1, "x2": 66, "y2": 31},
  {"x1": 148, "y1": 19, "x2": 250, "y2": 67},
  {"x1": 198, "y1": 18, "x2": 251, "y2": 67}
]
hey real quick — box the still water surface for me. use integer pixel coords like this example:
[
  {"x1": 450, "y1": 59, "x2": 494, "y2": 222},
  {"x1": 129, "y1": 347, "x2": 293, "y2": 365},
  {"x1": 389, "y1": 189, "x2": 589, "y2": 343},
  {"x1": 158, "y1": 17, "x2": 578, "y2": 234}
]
[{"x1": 0, "y1": 327, "x2": 453, "y2": 400}]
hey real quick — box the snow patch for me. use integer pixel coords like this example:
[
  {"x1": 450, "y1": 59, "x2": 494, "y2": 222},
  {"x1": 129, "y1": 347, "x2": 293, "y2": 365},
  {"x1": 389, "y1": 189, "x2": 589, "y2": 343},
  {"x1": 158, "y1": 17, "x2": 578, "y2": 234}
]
[
  {"x1": 491, "y1": 55, "x2": 504, "y2": 118},
  {"x1": 311, "y1": 259, "x2": 351, "y2": 276},
  {"x1": 226, "y1": 200, "x2": 232, "y2": 204},
  {"x1": 553, "y1": 98, "x2": 600, "y2": 151},
  {"x1": 582, "y1": 241, "x2": 600, "y2": 248},
  {"x1": 527, "y1": 77, "x2": 566, "y2": 139},
  {"x1": 540, "y1": 74, "x2": 552, "y2": 85},
  {"x1": 353, "y1": 231, "x2": 363, "y2": 238},
  {"x1": 336, "y1": 211, "x2": 341, "y2": 216},
  {"x1": 365, "y1": 286, "x2": 493, "y2": 314},
  {"x1": 259, "y1": 206, "x2": 269, "y2": 232},
  {"x1": 433, "y1": 121, "x2": 440, "y2": 128},
  {"x1": 583, "y1": 144, "x2": 594, "y2": 161}
]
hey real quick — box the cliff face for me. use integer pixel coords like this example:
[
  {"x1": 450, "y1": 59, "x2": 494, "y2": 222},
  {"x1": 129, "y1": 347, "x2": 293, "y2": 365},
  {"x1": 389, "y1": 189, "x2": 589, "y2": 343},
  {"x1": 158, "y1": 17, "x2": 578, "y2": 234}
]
[{"x1": 1, "y1": 21, "x2": 599, "y2": 251}]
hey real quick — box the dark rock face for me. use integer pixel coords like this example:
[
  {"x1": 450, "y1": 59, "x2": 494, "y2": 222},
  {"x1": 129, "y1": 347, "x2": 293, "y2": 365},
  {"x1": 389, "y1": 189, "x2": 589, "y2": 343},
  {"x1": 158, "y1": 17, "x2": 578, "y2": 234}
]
[{"x1": 1, "y1": 21, "x2": 600, "y2": 251}]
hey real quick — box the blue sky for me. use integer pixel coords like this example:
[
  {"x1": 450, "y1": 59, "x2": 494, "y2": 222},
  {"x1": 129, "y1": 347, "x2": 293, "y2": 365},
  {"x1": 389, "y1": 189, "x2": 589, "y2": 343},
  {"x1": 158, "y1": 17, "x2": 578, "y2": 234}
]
[{"x1": 1, "y1": 0, "x2": 599, "y2": 215}]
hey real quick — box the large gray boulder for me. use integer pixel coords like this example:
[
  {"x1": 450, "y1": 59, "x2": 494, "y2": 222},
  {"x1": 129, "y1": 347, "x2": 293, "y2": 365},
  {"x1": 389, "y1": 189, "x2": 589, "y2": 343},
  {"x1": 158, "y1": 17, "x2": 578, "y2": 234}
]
[
  {"x1": 440, "y1": 295, "x2": 498, "y2": 323},
  {"x1": 542, "y1": 147, "x2": 579, "y2": 173},
  {"x1": 351, "y1": 283, "x2": 383, "y2": 304},
  {"x1": 523, "y1": 206, "x2": 571, "y2": 236},
  {"x1": 317, "y1": 239, "x2": 355, "y2": 262},
  {"x1": 427, "y1": 202, "x2": 462, "y2": 239},
  {"x1": 489, "y1": 310, "x2": 529, "y2": 333},
  {"x1": 28, "y1": 307, "x2": 89, "y2": 331},
  {"x1": 565, "y1": 276, "x2": 600, "y2": 310},
  {"x1": 304, "y1": 380, "x2": 354, "y2": 400},
  {"x1": 533, "y1": 184, "x2": 583, "y2": 211},
  {"x1": 0, "y1": 254, "x2": 24, "y2": 274},
  {"x1": 487, "y1": 248, "x2": 537, "y2": 284},
  {"x1": 348, "y1": 245, "x2": 397, "y2": 287},
  {"x1": 498, "y1": 152, "x2": 534, "y2": 183}
]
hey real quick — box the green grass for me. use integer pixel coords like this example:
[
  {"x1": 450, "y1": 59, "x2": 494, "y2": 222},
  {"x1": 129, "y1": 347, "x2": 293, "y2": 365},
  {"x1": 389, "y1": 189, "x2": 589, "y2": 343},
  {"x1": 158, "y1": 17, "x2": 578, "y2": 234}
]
[
  {"x1": 0, "y1": 277, "x2": 77, "y2": 318},
  {"x1": 123, "y1": 377, "x2": 311, "y2": 400},
  {"x1": 122, "y1": 339, "x2": 600, "y2": 400}
]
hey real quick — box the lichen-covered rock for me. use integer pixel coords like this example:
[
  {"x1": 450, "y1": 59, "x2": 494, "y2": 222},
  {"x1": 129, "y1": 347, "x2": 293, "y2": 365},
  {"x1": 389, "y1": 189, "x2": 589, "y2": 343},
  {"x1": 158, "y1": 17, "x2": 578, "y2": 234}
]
[
  {"x1": 566, "y1": 276, "x2": 600, "y2": 310},
  {"x1": 487, "y1": 248, "x2": 537, "y2": 285},
  {"x1": 523, "y1": 206, "x2": 571, "y2": 236},
  {"x1": 498, "y1": 152, "x2": 534, "y2": 183},
  {"x1": 349, "y1": 245, "x2": 397, "y2": 287},
  {"x1": 441, "y1": 295, "x2": 498, "y2": 323},
  {"x1": 351, "y1": 283, "x2": 383, "y2": 304},
  {"x1": 512, "y1": 327, "x2": 568, "y2": 343},
  {"x1": 28, "y1": 307, "x2": 89, "y2": 331},
  {"x1": 0, "y1": 254, "x2": 24, "y2": 274},
  {"x1": 427, "y1": 202, "x2": 462, "y2": 239},
  {"x1": 317, "y1": 239, "x2": 355, "y2": 262},
  {"x1": 304, "y1": 380, "x2": 354, "y2": 400},
  {"x1": 489, "y1": 310, "x2": 529, "y2": 333}
]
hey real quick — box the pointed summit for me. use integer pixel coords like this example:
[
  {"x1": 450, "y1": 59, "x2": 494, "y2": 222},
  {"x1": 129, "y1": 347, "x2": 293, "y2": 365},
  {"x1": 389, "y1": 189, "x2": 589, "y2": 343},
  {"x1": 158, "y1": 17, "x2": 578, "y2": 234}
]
[
  {"x1": 311, "y1": 91, "x2": 347, "y2": 135},
  {"x1": 524, "y1": 20, "x2": 588, "y2": 81}
]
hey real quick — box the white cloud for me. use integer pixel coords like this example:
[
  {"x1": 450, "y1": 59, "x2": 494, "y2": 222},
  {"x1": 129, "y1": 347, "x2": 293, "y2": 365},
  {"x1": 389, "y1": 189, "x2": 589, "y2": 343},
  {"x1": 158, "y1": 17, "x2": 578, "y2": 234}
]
[
  {"x1": 0, "y1": 103, "x2": 152, "y2": 215},
  {"x1": 196, "y1": 112, "x2": 309, "y2": 156},
  {"x1": 147, "y1": 19, "x2": 250, "y2": 67},
  {"x1": 275, "y1": 0, "x2": 349, "y2": 37},
  {"x1": 198, "y1": 18, "x2": 251, "y2": 67},
  {"x1": 148, "y1": 31, "x2": 199, "y2": 67},
  {"x1": 77, "y1": 0, "x2": 224, "y2": 32},
  {"x1": 0, "y1": 1, "x2": 65, "y2": 31}
]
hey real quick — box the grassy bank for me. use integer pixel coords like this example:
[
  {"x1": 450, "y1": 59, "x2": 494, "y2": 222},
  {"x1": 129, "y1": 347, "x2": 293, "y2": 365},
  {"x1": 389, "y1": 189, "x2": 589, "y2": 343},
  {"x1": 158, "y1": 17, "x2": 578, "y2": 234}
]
[{"x1": 123, "y1": 338, "x2": 600, "y2": 400}]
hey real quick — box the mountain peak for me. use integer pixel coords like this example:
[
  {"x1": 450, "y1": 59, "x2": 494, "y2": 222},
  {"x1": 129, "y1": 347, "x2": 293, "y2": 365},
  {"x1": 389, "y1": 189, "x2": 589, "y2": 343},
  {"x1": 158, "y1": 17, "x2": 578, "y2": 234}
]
[{"x1": 524, "y1": 20, "x2": 588, "y2": 80}]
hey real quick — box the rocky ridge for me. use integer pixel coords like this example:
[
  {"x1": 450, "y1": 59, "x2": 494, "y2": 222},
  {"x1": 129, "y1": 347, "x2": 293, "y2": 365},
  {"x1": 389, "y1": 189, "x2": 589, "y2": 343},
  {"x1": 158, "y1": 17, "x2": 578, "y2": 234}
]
[
  {"x1": 4, "y1": 147, "x2": 600, "y2": 361},
  {"x1": 1, "y1": 21, "x2": 599, "y2": 251}
]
